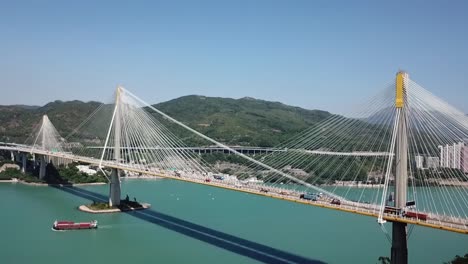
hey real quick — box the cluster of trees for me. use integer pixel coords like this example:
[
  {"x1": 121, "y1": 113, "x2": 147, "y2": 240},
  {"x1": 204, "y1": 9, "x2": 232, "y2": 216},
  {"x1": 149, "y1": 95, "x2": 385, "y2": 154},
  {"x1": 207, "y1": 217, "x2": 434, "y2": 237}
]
[
  {"x1": 377, "y1": 253, "x2": 468, "y2": 264},
  {"x1": 445, "y1": 254, "x2": 468, "y2": 264},
  {"x1": 0, "y1": 156, "x2": 107, "y2": 184},
  {"x1": 0, "y1": 168, "x2": 43, "y2": 183},
  {"x1": 40, "y1": 162, "x2": 107, "y2": 184}
]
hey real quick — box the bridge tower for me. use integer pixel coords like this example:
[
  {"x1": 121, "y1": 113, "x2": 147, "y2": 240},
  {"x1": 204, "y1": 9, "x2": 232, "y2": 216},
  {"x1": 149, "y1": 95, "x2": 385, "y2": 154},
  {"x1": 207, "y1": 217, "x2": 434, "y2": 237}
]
[
  {"x1": 108, "y1": 86, "x2": 123, "y2": 207},
  {"x1": 391, "y1": 71, "x2": 409, "y2": 264},
  {"x1": 38, "y1": 115, "x2": 50, "y2": 179}
]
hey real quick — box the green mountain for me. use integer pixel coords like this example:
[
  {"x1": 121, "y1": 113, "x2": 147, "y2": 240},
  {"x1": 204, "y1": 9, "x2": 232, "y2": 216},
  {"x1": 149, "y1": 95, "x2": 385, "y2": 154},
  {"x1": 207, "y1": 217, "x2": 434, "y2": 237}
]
[
  {"x1": 0, "y1": 100, "x2": 101, "y2": 143},
  {"x1": 0, "y1": 95, "x2": 331, "y2": 146}
]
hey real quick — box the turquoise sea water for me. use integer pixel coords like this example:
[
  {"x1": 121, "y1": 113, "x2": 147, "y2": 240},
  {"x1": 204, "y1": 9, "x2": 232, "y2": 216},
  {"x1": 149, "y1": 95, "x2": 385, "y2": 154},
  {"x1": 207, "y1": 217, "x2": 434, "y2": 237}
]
[{"x1": 0, "y1": 179, "x2": 466, "y2": 264}]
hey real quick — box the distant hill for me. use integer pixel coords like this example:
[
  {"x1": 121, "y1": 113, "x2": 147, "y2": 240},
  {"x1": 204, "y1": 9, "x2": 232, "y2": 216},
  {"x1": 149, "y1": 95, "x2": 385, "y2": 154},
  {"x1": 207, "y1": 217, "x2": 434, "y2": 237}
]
[
  {"x1": 0, "y1": 96, "x2": 331, "y2": 146},
  {"x1": 0, "y1": 100, "x2": 101, "y2": 143},
  {"x1": 155, "y1": 95, "x2": 330, "y2": 146}
]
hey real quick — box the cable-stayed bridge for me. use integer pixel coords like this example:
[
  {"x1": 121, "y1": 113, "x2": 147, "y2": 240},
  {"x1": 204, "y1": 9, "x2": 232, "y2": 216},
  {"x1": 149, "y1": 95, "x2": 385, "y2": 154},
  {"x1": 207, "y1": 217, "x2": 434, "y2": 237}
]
[{"x1": 1, "y1": 72, "x2": 467, "y2": 264}]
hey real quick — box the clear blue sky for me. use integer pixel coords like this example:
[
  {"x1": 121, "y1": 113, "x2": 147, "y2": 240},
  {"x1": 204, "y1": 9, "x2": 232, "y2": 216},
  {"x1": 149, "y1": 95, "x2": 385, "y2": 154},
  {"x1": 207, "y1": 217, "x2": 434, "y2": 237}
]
[{"x1": 1, "y1": 0, "x2": 467, "y2": 113}]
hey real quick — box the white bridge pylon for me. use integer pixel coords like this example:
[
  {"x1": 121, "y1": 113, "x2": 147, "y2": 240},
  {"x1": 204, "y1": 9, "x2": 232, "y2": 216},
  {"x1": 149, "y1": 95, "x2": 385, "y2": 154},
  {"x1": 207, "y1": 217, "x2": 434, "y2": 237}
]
[
  {"x1": 20, "y1": 114, "x2": 66, "y2": 179},
  {"x1": 29, "y1": 115, "x2": 64, "y2": 153}
]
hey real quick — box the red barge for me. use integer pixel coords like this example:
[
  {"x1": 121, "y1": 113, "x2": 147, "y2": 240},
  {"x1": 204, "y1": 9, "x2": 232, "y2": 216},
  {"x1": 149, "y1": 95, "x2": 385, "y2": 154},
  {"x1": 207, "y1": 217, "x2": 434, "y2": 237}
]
[{"x1": 53, "y1": 220, "x2": 98, "y2": 230}]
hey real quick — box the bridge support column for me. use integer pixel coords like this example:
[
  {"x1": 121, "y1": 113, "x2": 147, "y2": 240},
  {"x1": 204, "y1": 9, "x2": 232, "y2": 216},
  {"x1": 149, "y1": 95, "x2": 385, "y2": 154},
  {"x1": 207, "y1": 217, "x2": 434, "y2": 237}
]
[
  {"x1": 391, "y1": 222, "x2": 408, "y2": 264},
  {"x1": 11, "y1": 151, "x2": 14, "y2": 161},
  {"x1": 39, "y1": 155, "x2": 47, "y2": 180},
  {"x1": 391, "y1": 71, "x2": 408, "y2": 264},
  {"x1": 21, "y1": 153, "x2": 27, "y2": 174},
  {"x1": 109, "y1": 168, "x2": 121, "y2": 207},
  {"x1": 108, "y1": 86, "x2": 122, "y2": 207}
]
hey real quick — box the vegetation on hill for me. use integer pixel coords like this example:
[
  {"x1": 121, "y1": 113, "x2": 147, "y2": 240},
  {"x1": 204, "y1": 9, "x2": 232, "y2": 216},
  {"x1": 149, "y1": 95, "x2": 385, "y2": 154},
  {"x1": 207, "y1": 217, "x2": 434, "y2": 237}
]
[
  {"x1": 0, "y1": 95, "x2": 330, "y2": 147},
  {"x1": 155, "y1": 95, "x2": 330, "y2": 146},
  {"x1": 0, "y1": 100, "x2": 101, "y2": 143}
]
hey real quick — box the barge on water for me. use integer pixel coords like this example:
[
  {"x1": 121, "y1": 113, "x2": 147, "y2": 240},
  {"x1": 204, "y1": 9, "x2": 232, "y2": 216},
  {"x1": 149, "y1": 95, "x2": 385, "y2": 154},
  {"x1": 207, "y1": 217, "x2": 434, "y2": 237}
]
[{"x1": 53, "y1": 220, "x2": 98, "y2": 230}]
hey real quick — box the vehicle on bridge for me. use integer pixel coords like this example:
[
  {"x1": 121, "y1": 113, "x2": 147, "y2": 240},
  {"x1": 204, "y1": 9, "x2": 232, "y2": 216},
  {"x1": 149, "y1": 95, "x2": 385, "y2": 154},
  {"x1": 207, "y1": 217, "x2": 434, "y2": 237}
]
[
  {"x1": 331, "y1": 199, "x2": 341, "y2": 205},
  {"x1": 300, "y1": 193, "x2": 318, "y2": 201},
  {"x1": 404, "y1": 211, "x2": 428, "y2": 221},
  {"x1": 213, "y1": 174, "x2": 225, "y2": 180},
  {"x1": 383, "y1": 206, "x2": 428, "y2": 221},
  {"x1": 384, "y1": 206, "x2": 403, "y2": 216}
]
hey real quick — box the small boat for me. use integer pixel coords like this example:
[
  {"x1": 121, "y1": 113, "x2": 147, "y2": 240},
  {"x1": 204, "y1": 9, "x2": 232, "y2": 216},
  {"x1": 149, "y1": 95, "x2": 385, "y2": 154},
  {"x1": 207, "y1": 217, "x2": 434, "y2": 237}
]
[{"x1": 52, "y1": 220, "x2": 98, "y2": 230}]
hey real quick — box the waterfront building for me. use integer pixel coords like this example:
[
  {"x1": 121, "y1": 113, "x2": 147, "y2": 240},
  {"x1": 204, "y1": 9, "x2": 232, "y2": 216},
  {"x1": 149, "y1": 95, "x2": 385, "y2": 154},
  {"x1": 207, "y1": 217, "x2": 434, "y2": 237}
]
[
  {"x1": 439, "y1": 142, "x2": 468, "y2": 172},
  {"x1": 415, "y1": 155, "x2": 424, "y2": 169},
  {"x1": 462, "y1": 144, "x2": 468, "y2": 173},
  {"x1": 76, "y1": 165, "x2": 97, "y2": 175},
  {"x1": 426, "y1": 157, "x2": 440, "y2": 169}
]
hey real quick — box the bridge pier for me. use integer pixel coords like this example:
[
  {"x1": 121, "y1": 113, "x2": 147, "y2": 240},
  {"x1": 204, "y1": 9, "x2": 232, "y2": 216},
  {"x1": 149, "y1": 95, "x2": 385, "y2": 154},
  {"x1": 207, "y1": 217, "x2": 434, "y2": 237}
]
[
  {"x1": 10, "y1": 151, "x2": 14, "y2": 161},
  {"x1": 39, "y1": 155, "x2": 47, "y2": 180},
  {"x1": 108, "y1": 87, "x2": 122, "y2": 207},
  {"x1": 391, "y1": 222, "x2": 408, "y2": 264},
  {"x1": 21, "y1": 153, "x2": 27, "y2": 173},
  {"x1": 109, "y1": 168, "x2": 121, "y2": 207}
]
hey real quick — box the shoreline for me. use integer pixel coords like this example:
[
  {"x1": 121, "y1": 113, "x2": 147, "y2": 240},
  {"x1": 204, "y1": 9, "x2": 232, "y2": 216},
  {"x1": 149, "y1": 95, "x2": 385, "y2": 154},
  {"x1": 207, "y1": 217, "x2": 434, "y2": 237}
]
[
  {"x1": 0, "y1": 179, "x2": 18, "y2": 183},
  {"x1": 78, "y1": 203, "x2": 151, "y2": 214},
  {"x1": 122, "y1": 175, "x2": 163, "y2": 180},
  {"x1": 0, "y1": 178, "x2": 107, "y2": 187},
  {"x1": 0, "y1": 176, "x2": 165, "y2": 186},
  {"x1": 321, "y1": 184, "x2": 385, "y2": 188}
]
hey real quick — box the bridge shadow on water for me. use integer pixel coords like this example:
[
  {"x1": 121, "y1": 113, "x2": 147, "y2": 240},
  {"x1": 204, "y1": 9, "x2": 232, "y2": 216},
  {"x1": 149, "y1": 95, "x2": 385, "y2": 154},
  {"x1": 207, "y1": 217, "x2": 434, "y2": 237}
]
[{"x1": 52, "y1": 185, "x2": 326, "y2": 264}]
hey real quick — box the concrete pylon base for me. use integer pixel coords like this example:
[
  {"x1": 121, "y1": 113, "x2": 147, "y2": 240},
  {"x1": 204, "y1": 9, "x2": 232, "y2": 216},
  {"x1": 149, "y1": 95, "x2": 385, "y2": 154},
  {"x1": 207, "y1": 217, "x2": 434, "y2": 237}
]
[
  {"x1": 391, "y1": 222, "x2": 408, "y2": 264},
  {"x1": 21, "y1": 153, "x2": 27, "y2": 174},
  {"x1": 39, "y1": 155, "x2": 47, "y2": 179},
  {"x1": 109, "y1": 168, "x2": 121, "y2": 207}
]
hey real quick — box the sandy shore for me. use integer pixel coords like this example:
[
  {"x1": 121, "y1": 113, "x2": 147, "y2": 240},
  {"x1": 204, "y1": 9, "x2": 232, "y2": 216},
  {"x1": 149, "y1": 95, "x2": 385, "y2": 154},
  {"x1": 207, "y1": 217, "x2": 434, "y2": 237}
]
[
  {"x1": 0, "y1": 179, "x2": 18, "y2": 183},
  {"x1": 78, "y1": 203, "x2": 151, "y2": 214}
]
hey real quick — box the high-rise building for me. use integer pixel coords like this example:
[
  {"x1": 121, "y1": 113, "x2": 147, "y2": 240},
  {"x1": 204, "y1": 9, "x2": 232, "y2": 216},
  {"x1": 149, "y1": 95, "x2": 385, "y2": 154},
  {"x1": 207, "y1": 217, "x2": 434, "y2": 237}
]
[
  {"x1": 462, "y1": 144, "x2": 468, "y2": 173},
  {"x1": 415, "y1": 155, "x2": 424, "y2": 169},
  {"x1": 439, "y1": 142, "x2": 468, "y2": 172},
  {"x1": 426, "y1": 157, "x2": 440, "y2": 169}
]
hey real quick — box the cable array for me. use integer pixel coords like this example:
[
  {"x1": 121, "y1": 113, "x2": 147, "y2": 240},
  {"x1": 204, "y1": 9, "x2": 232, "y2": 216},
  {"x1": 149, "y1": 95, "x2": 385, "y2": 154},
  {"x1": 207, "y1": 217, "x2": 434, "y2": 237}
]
[
  {"x1": 26, "y1": 115, "x2": 64, "y2": 153},
  {"x1": 20, "y1": 77, "x2": 467, "y2": 231}
]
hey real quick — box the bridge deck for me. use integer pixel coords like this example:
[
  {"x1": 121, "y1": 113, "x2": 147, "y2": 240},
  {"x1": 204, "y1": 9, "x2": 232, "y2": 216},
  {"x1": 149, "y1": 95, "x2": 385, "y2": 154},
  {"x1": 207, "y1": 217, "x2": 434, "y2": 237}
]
[{"x1": 2, "y1": 146, "x2": 467, "y2": 235}]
